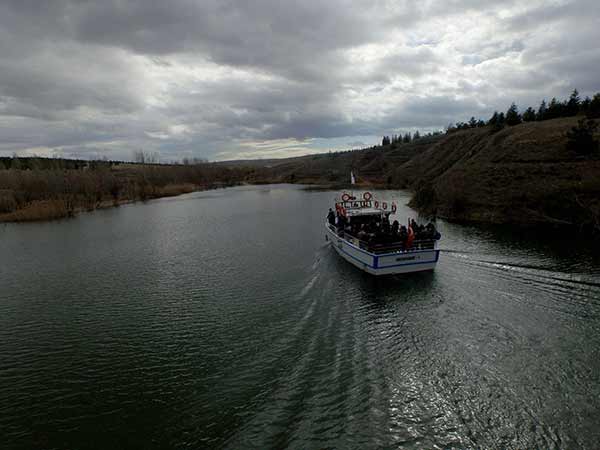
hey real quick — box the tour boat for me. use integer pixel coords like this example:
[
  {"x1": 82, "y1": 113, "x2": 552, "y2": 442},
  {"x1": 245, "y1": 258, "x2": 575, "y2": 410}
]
[{"x1": 325, "y1": 192, "x2": 440, "y2": 275}]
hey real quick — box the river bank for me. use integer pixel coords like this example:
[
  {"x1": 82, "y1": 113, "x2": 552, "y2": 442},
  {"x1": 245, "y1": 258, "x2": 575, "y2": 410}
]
[
  {"x1": 0, "y1": 161, "x2": 259, "y2": 223},
  {"x1": 0, "y1": 183, "x2": 204, "y2": 223},
  {"x1": 401, "y1": 118, "x2": 600, "y2": 234}
]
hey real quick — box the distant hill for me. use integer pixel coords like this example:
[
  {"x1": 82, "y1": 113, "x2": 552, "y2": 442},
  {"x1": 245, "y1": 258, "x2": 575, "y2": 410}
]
[
  {"x1": 2, "y1": 116, "x2": 598, "y2": 232},
  {"x1": 253, "y1": 117, "x2": 600, "y2": 232},
  {"x1": 242, "y1": 134, "x2": 443, "y2": 185},
  {"x1": 214, "y1": 157, "x2": 298, "y2": 168},
  {"x1": 399, "y1": 117, "x2": 599, "y2": 231}
]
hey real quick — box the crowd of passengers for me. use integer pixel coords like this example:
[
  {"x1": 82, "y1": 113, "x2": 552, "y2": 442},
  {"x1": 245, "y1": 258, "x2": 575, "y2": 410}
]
[{"x1": 327, "y1": 209, "x2": 441, "y2": 251}]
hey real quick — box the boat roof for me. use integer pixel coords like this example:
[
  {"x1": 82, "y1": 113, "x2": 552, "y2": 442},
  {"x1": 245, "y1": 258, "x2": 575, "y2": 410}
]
[{"x1": 345, "y1": 207, "x2": 383, "y2": 217}]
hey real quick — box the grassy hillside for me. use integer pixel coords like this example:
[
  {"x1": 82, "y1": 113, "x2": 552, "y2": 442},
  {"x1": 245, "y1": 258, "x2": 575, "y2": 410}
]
[
  {"x1": 257, "y1": 117, "x2": 600, "y2": 233},
  {"x1": 257, "y1": 134, "x2": 443, "y2": 186},
  {"x1": 401, "y1": 118, "x2": 600, "y2": 232}
]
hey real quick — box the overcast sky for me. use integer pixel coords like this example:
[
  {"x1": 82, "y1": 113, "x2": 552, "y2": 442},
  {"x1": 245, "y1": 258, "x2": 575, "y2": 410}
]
[{"x1": 1, "y1": 0, "x2": 599, "y2": 161}]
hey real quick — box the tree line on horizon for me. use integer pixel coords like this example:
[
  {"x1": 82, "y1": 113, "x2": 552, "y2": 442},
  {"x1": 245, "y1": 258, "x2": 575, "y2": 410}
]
[
  {"x1": 381, "y1": 89, "x2": 600, "y2": 146},
  {"x1": 470, "y1": 89, "x2": 600, "y2": 133},
  {"x1": 381, "y1": 130, "x2": 444, "y2": 147},
  {"x1": 0, "y1": 151, "x2": 212, "y2": 171}
]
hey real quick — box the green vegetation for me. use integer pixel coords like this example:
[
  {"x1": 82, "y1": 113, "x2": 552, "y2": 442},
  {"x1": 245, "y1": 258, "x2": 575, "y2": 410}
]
[
  {"x1": 440, "y1": 89, "x2": 600, "y2": 135},
  {"x1": 567, "y1": 119, "x2": 599, "y2": 157}
]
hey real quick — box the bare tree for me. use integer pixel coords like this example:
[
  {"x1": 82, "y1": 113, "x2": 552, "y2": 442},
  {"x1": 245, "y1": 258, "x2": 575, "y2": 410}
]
[{"x1": 133, "y1": 150, "x2": 146, "y2": 164}]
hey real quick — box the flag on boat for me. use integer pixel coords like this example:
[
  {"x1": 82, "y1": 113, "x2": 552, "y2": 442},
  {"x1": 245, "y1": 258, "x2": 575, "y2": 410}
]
[{"x1": 351, "y1": 171, "x2": 356, "y2": 185}]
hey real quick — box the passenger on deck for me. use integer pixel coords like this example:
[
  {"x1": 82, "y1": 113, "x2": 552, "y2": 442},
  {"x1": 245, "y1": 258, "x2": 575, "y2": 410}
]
[
  {"x1": 406, "y1": 224, "x2": 415, "y2": 249},
  {"x1": 416, "y1": 224, "x2": 425, "y2": 248},
  {"x1": 357, "y1": 224, "x2": 368, "y2": 241},
  {"x1": 391, "y1": 220, "x2": 399, "y2": 238},
  {"x1": 368, "y1": 220, "x2": 377, "y2": 234},
  {"x1": 381, "y1": 218, "x2": 390, "y2": 236},
  {"x1": 382, "y1": 214, "x2": 390, "y2": 230},
  {"x1": 336, "y1": 212, "x2": 346, "y2": 231},
  {"x1": 426, "y1": 222, "x2": 441, "y2": 240},
  {"x1": 374, "y1": 226, "x2": 386, "y2": 245},
  {"x1": 399, "y1": 225, "x2": 408, "y2": 250},
  {"x1": 327, "y1": 208, "x2": 335, "y2": 225}
]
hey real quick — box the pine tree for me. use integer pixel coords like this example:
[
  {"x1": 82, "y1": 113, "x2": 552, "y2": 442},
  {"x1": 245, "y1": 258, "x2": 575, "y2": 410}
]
[
  {"x1": 488, "y1": 111, "x2": 499, "y2": 126},
  {"x1": 469, "y1": 116, "x2": 477, "y2": 128},
  {"x1": 522, "y1": 107, "x2": 536, "y2": 122},
  {"x1": 566, "y1": 89, "x2": 581, "y2": 116},
  {"x1": 581, "y1": 96, "x2": 592, "y2": 114},
  {"x1": 587, "y1": 93, "x2": 600, "y2": 119},
  {"x1": 547, "y1": 97, "x2": 563, "y2": 119},
  {"x1": 403, "y1": 132, "x2": 412, "y2": 143},
  {"x1": 488, "y1": 111, "x2": 505, "y2": 132},
  {"x1": 537, "y1": 100, "x2": 547, "y2": 121},
  {"x1": 566, "y1": 119, "x2": 599, "y2": 156},
  {"x1": 413, "y1": 130, "x2": 421, "y2": 140},
  {"x1": 505, "y1": 103, "x2": 522, "y2": 126}
]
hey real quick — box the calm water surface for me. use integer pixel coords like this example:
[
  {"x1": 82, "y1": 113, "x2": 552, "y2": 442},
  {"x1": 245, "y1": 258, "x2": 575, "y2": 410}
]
[{"x1": 1, "y1": 185, "x2": 600, "y2": 449}]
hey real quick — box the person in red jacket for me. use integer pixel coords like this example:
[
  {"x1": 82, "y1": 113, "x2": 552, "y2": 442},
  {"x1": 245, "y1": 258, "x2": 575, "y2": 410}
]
[{"x1": 406, "y1": 225, "x2": 415, "y2": 250}]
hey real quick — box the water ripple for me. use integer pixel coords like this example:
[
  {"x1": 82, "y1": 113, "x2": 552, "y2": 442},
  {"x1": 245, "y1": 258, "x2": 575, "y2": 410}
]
[{"x1": 1, "y1": 186, "x2": 600, "y2": 449}]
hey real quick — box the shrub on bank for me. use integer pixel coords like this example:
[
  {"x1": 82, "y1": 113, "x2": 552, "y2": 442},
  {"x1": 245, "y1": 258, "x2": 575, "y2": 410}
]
[
  {"x1": 567, "y1": 119, "x2": 599, "y2": 157},
  {"x1": 0, "y1": 162, "x2": 259, "y2": 222}
]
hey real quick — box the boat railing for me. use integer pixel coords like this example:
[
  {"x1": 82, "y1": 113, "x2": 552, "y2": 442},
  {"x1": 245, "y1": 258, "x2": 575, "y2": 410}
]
[
  {"x1": 368, "y1": 239, "x2": 437, "y2": 253},
  {"x1": 327, "y1": 223, "x2": 437, "y2": 254}
]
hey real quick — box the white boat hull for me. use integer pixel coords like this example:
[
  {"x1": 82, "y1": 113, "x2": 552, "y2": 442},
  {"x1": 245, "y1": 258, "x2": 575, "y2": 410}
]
[{"x1": 326, "y1": 224, "x2": 439, "y2": 276}]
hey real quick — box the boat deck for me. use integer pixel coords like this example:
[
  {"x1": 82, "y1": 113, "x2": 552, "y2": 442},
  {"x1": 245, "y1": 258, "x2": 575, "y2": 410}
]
[
  {"x1": 326, "y1": 223, "x2": 437, "y2": 255},
  {"x1": 325, "y1": 222, "x2": 440, "y2": 275}
]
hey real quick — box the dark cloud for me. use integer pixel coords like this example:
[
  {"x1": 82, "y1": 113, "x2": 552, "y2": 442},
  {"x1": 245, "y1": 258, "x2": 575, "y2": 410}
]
[
  {"x1": 506, "y1": 0, "x2": 600, "y2": 31},
  {"x1": 0, "y1": 0, "x2": 598, "y2": 160},
  {"x1": 0, "y1": 48, "x2": 144, "y2": 118}
]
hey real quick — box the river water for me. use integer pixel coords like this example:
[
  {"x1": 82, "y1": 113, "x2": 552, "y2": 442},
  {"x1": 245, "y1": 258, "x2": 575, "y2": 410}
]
[{"x1": 1, "y1": 184, "x2": 600, "y2": 449}]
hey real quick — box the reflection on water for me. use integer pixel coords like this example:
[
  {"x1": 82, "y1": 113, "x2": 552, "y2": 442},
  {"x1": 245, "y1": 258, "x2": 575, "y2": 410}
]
[{"x1": 1, "y1": 185, "x2": 599, "y2": 449}]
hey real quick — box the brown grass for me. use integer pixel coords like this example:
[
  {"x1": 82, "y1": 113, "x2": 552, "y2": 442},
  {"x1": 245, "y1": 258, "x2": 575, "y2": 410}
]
[
  {"x1": 0, "y1": 199, "x2": 71, "y2": 222},
  {"x1": 0, "y1": 183, "x2": 211, "y2": 222},
  {"x1": 400, "y1": 117, "x2": 600, "y2": 232},
  {"x1": 0, "y1": 161, "x2": 257, "y2": 223},
  {"x1": 154, "y1": 183, "x2": 198, "y2": 197}
]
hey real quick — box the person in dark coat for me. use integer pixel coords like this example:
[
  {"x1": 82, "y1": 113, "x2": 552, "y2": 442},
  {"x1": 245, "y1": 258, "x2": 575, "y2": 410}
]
[
  {"x1": 399, "y1": 225, "x2": 408, "y2": 250},
  {"x1": 382, "y1": 218, "x2": 390, "y2": 236},
  {"x1": 327, "y1": 208, "x2": 335, "y2": 225},
  {"x1": 336, "y1": 212, "x2": 344, "y2": 230},
  {"x1": 426, "y1": 222, "x2": 441, "y2": 240},
  {"x1": 391, "y1": 220, "x2": 399, "y2": 238}
]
